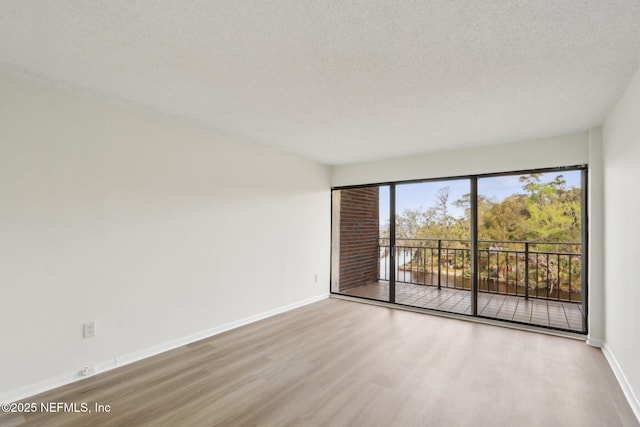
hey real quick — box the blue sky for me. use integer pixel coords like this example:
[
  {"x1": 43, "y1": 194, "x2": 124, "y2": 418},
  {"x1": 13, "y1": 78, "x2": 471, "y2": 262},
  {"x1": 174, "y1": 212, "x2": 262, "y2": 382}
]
[{"x1": 379, "y1": 170, "x2": 581, "y2": 227}]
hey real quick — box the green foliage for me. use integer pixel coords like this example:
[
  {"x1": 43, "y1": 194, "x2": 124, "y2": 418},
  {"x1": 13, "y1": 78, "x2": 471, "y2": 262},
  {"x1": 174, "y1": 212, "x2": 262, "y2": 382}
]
[
  {"x1": 395, "y1": 174, "x2": 582, "y2": 251},
  {"x1": 391, "y1": 173, "x2": 583, "y2": 295}
]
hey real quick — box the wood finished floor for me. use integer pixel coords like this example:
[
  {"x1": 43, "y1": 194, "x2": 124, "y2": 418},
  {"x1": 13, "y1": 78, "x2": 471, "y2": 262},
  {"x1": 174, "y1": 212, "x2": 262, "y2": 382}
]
[
  {"x1": 342, "y1": 281, "x2": 584, "y2": 331},
  {"x1": 2, "y1": 298, "x2": 637, "y2": 426}
]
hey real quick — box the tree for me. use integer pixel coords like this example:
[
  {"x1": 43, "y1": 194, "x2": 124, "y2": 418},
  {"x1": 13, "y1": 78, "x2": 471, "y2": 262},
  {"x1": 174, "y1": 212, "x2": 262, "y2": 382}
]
[
  {"x1": 388, "y1": 174, "x2": 582, "y2": 294},
  {"x1": 480, "y1": 194, "x2": 528, "y2": 241},
  {"x1": 519, "y1": 174, "x2": 581, "y2": 248},
  {"x1": 388, "y1": 174, "x2": 580, "y2": 247},
  {"x1": 394, "y1": 208, "x2": 430, "y2": 239}
]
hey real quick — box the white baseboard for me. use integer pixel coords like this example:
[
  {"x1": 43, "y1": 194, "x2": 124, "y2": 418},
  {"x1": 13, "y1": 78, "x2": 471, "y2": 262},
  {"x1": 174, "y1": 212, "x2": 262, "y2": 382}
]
[
  {"x1": 586, "y1": 336, "x2": 604, "y2": 347},
  {"x1": 602, "y1": 343, "x2": 640, "y2": 423},
  {"x1": 0, "y1": 293, "x2": 329, "y2": 404}
]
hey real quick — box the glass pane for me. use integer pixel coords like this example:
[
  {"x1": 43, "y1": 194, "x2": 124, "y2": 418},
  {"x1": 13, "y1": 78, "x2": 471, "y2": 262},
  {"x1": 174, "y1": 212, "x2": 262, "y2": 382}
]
[
  {"x1": 393, "y1": 180, "x2": 471, "y2": 314},
  {"x1": 477, "y1": 171, "x2": 584, "y2": 332}
]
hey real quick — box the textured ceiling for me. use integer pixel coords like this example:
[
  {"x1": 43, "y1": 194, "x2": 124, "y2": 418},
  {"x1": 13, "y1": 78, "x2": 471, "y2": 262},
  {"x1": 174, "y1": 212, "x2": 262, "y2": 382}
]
[{"x1": 1, "y1": 1, "x2": 640, "y2": 165}]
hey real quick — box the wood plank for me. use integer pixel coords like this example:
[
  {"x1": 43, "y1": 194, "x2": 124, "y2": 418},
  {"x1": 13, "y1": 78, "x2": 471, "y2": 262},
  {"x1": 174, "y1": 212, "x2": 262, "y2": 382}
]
[
  {"x1": 3, "y1": 298, "x2": 637, "y2": 426},
  {"x1": 344, "y1": 281, "x2": 583, "y2": 331}
]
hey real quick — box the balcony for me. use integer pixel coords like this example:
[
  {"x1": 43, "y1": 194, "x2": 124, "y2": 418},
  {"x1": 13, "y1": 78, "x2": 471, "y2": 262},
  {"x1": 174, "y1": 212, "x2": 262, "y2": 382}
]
[{"x1": 341, "y1": 238, "x2": 584, "y2": 332}]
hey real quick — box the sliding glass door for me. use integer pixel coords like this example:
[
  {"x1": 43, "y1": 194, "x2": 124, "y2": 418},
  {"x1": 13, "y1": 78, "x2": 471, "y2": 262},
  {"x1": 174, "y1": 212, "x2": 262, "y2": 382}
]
[
  {"x1": 476, "y1": 170, "x2": 586, "y2": 331},
  {"x1": 331, "y1": 167, "x2": 587, "y2": 334},
  {"x1": 392, "y1": 179, "x2": 472, "y2": 314}
]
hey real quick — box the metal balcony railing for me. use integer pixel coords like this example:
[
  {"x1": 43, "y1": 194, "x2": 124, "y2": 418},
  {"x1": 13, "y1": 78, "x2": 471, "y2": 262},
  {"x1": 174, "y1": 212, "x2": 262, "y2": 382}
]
[{"x1": 378, "y1": 238, "x2": 582, "y2": 303}]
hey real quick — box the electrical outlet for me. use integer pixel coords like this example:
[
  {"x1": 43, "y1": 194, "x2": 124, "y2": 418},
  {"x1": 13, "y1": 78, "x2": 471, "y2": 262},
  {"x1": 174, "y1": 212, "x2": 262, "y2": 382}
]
[{"x1": 83, "y1": 321, "x2": 96, "y2": 338}]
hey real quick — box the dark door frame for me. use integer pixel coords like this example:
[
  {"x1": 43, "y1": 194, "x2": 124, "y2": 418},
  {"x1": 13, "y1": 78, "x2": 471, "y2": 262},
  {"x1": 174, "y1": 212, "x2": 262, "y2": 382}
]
[{"x1": 330, "y1": 164, "x2": 589, "y2": 334}]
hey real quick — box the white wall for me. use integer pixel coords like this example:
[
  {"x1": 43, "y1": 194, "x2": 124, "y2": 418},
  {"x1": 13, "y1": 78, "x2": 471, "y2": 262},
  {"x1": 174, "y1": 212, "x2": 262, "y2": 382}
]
[
  {"x1": 602, "y1": 65, "x2": 640, "y2": 416},
  {"x1": 0, "y1": 73, "x2": 330, "y2": 399},
  {"x1": 331, "y1": 132, "x2": 589, "y2": 187}
]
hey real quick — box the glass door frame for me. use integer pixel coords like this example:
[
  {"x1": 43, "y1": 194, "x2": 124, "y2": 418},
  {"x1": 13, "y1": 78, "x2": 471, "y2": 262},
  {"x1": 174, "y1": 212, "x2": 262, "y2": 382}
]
[{"x1": 330, "y1": 164, "x2": 588, "y2": 334}]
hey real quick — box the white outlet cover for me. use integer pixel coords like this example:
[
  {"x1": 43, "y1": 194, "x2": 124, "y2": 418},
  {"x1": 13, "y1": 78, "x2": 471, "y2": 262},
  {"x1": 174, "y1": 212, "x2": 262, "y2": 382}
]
[{"x1": 83, "y1": 322, "x2": 96, "y2": 338}]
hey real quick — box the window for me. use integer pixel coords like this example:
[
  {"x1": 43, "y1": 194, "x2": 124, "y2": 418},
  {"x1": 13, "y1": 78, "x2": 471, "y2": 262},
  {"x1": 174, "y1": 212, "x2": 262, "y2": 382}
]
[{"x1": 331, "y1": 166, "x2": 587, "y2": 333}]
